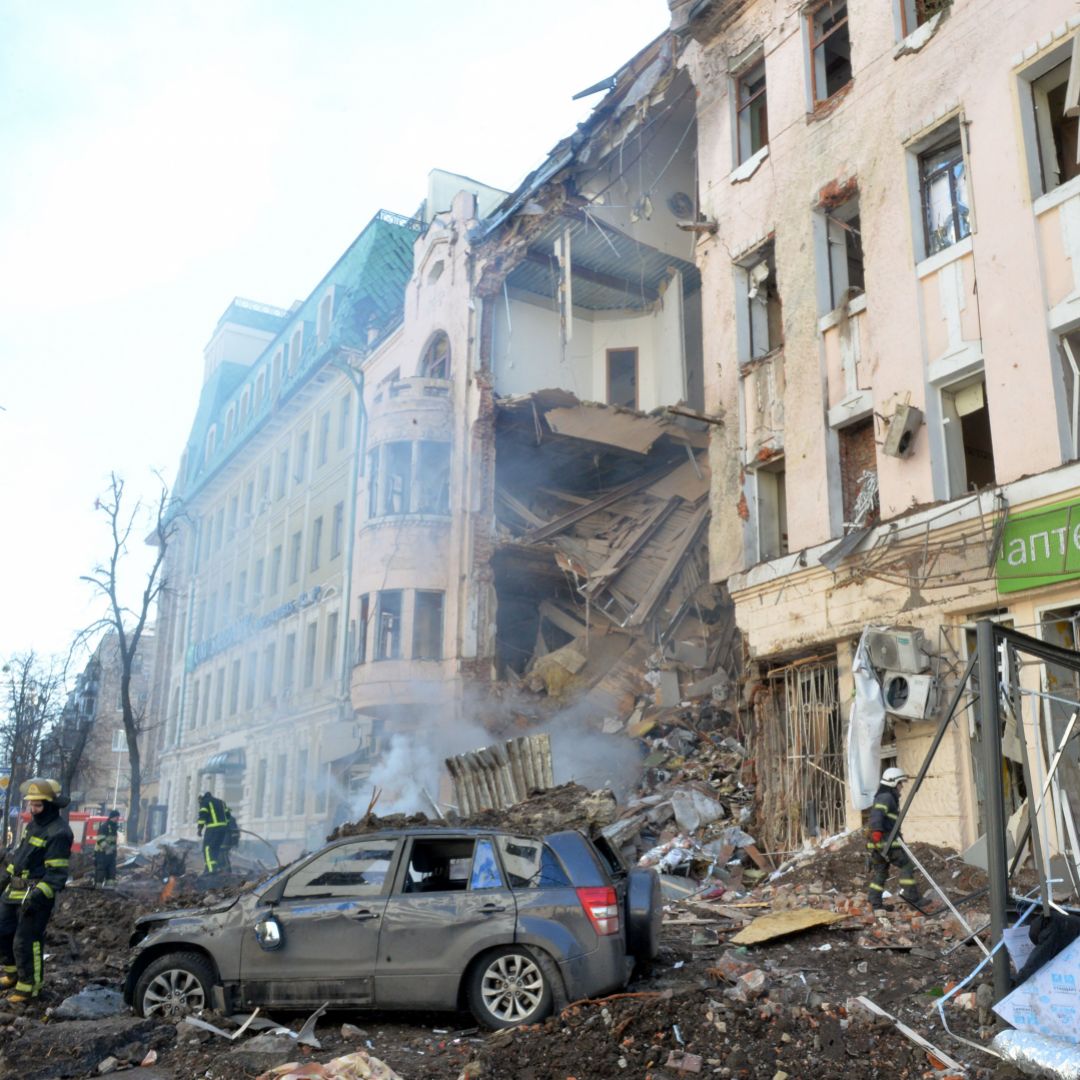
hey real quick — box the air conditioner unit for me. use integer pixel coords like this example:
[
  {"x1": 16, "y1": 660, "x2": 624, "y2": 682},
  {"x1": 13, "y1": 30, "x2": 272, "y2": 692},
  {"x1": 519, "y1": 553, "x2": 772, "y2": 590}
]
[
  {"x1": 882, "y1": 671, "x2": 937, "y2": 720},
  {"x1": 865, "y1": 628, "x2": 930, "y2": 673},
  {"x1": 882, "y1": 403, "x2": 923, "y2": 458}
]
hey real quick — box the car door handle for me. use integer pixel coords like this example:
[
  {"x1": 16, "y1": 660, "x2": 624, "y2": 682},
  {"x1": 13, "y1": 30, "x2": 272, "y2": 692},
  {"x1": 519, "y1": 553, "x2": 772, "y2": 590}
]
[
  {"x1": 352, "y1": 909, "x2": 381, "y2": 921},
  {"x1": 479, "y1": 903, "x2": 507, "y2": 914}
]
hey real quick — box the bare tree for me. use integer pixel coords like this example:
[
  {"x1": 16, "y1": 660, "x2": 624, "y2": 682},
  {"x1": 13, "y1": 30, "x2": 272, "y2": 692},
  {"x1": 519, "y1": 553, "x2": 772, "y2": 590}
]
[
  {"x1": 0, "y1": 653, "x2": 62, "y2": 834},
  {"x1": 80, "y1": 473, "x2": 174, "y2": 842}
]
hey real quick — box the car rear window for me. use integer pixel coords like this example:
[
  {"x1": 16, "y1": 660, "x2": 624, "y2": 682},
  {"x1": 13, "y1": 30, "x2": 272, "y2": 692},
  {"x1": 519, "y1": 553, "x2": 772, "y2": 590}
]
[{"x1": 495, "y1": 836, "x2": 571, "y2": 889}]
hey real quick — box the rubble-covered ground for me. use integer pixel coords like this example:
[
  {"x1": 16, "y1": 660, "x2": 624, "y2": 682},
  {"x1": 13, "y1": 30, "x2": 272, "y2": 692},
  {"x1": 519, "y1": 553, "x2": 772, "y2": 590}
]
[
  {"x1": 0, "y1": 827, "x2": 1033, "y2": 1080},
  {"x1": 0, "y1": 706, "x2": 1042, "y2": 1079}
]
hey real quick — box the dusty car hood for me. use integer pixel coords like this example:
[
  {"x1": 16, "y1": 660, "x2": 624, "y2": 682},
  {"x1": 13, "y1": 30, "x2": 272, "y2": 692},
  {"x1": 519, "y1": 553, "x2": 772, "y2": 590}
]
[{"x1": 133, "y1": 896, "x2": 241, "y2": 930}]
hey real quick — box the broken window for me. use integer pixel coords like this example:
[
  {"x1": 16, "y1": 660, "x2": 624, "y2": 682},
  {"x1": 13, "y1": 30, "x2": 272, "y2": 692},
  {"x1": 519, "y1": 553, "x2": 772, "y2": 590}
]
[
  {"x1": 822, "y1": 194, "x2": 864, "y2": 310},
  {"x1": 1058, "y1": 329, "x2": 1080, "y2": 460},
  {"x1": 756, "y1": 457, "x2": 788, "y2": 561},
  {"x1": 357, "y1": 594, "x2": 370, "y2": 664},
  {"x1": 412, "y1": 591, "x2": 444, "y2": 661},
  {"x1": 941, "y1": 377, "x2": 996, "y2": 496},
  {"x1": 402, "y1": 838, "x2": 475, "y2": 893},
  {"x1": 375, "y1": 590, "x2": 402, "y2": 661},
  {"x1": 1030, "y1": 54, "x2": 1080, "y2": 195},
  {"x1": 736, "y1": 59, "x2": 768, "y2": 163},
  {"x1": 285, "y1": 839, "x2": 399, "y2": 900},
  {"x1": 920, "y1": 130, "x2": 970, "y2": 256},
  {"x1": 419, "y1": 332, "x2": 451, "y2": 379},
  {"x1": 838, "y1": 418, "x2": 878, "y2": 528},
  {"x1": 495, "y1": 836, "x2": 571, "y2": 888},
  {"x1": 739, "y1": 242, "x2": 782, "y2": 361},
  {"x1": 606, "y1": 348, "x2": 639, "y2": 409},
  {"x1": 808, "y1": 0, "x2": 852, "y2": 106},
  {"x1": 416, "y1": 441, "x2": 451, "y2": 514},
  {"x1": 899, "y1": 0, "x2": 952, "y2": 36}
]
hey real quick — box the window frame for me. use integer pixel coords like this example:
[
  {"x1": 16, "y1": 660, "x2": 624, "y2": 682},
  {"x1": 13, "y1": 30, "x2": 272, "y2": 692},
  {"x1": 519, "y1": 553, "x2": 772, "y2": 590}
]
[
  {"x1": 919, "y1": 135, "x2": 970, "y2": 257},
  {"x1": 735, "y1": 58, "x2": 769, "y2": 164},
  {"x1": 808, "y1": 0, "x2": 852, "y2": 106}
]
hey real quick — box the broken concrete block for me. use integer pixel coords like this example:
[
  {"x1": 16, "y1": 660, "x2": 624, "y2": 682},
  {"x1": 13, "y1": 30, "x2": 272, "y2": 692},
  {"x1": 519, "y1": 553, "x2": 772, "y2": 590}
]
[
  {"x1": 671, "y1": 788, "x2": 726, "y2": 832},
  {"x1": 731, "y1": 969, "x2": 768, "y2": 1001},
  {"x1": 665, "y1": 1050, "x2": 703, "y2": 1073},
  {"x1": 97, "y1": 1059, "x2": 119, "y2": 1076},
  {"x1": 655, "y1": 670, "x2": 681, "y2": 707},
  {"x1": 54, "y1": 986, "x2": 128, "y2": 1020}
]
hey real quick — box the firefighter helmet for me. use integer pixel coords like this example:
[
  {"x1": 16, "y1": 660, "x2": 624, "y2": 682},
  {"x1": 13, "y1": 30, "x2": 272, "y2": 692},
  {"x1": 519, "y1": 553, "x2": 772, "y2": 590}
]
[
  {"x1": 881, "y1": 767, "x2": 908, "y2": 788},
  {"x1": 20, "y1": 777, "x2": 62, "y2": 802}
]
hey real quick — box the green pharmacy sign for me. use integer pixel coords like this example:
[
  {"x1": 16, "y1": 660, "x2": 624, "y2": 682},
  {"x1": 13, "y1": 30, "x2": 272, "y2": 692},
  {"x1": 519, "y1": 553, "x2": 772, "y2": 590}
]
[{"x1": 996, "y1": 498, "x2": 1080, "y2": 594}]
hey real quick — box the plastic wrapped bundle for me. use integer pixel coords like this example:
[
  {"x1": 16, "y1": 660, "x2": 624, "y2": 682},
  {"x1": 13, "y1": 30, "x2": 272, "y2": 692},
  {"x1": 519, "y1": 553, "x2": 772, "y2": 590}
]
[{"x1": 991, "y1": 1030, "x2": 1080, "y2": 1078}]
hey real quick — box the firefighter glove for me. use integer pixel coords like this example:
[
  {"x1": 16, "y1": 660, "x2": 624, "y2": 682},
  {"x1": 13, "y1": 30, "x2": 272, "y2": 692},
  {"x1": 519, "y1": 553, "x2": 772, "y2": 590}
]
[
  {"x1": 871, "y1": 831, "x2": 884, "y2": 844},
  {"x1": 23, "y1": 888, "x2": 47, "y2": 914}
]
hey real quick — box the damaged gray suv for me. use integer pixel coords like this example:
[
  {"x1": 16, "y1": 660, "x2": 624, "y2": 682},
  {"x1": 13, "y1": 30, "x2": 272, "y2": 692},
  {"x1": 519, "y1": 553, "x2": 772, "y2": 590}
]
[{"x1": 125, "y1": 828, "x2": 660, "y2": 1029}]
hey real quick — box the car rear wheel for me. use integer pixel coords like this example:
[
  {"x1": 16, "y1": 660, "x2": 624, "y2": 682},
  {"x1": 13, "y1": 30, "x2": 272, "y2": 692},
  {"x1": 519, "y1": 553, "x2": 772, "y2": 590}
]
[
  {"x1": 134, "y1": 952, "x2": 214, "y2": 1019},
  {"x1": 468, "y1": 946, "x2": 553, "y2": 1029}
]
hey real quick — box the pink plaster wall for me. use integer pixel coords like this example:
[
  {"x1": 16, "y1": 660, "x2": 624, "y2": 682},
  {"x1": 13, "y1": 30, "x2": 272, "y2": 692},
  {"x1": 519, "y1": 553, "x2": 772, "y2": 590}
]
[{"x1": 686, "y1": 0, "x2": 1077, "y2": 576}]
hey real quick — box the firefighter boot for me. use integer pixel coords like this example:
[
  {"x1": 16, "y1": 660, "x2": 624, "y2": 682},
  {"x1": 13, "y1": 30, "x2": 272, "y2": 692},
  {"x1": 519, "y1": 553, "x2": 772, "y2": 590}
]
[
  {"x1": 6, "y1": 982, "x2": 35, "y2": 1005},
  {"x1": 0, "y1": 968, "x2": 16, "y2": 991}
]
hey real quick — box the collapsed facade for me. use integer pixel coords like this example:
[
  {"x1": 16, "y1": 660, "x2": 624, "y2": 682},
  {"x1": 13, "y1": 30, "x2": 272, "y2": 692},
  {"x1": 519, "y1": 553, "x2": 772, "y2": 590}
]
[
  {"x1": 671, "y1": 0, "x2": 1080, "y2": 855},
  {"x1": 145, "y1": 1, "x2": 1080, "y2": 866}
]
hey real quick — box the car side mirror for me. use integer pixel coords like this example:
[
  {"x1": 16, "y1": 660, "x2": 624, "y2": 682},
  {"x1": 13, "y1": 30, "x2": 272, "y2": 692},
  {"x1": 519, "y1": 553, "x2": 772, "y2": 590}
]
[{"x1": 255, "y1": 915, "x2": 283, "y2": 951}]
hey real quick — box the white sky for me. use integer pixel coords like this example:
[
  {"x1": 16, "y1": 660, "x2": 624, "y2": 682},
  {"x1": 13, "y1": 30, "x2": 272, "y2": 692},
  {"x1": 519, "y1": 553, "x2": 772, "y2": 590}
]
[{"x1": 0, "y1": 0, "x2": 669, "y2": 665}]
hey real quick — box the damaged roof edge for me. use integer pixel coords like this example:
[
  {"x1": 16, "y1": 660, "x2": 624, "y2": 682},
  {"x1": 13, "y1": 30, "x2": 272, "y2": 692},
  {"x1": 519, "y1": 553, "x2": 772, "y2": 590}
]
[{"x1": 478, "y1": 31, "x2": 676, "y2": 240}]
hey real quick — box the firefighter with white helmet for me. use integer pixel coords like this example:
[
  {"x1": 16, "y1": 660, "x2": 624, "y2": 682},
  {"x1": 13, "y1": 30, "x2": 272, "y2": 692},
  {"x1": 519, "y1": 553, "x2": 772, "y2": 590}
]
[
  {"x1": 866, "y1": 767, "x2": 923, "y2": 912},
  {"x1": 0, "y1": 779, "x2": 74, "y2": 1003}
]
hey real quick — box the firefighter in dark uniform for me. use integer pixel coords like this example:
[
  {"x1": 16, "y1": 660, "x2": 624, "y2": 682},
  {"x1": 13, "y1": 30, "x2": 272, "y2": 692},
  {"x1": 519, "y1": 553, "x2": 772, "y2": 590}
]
[
  {"x1": 94, "y1": 809, "x2": 121, "y2": 888},
  {"x1": 0, "y1": 779, "x2": 73, "y2": 1003},
  {"x1": 197, "y1": 792, "x2": 234, "y2": 874},
  {"x1": 866, "y1": 767, "x2": 923, "y2": 911}
]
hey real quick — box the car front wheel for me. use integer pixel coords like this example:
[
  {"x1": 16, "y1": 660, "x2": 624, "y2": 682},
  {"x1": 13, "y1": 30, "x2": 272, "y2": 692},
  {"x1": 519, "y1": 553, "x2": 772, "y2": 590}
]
[
  {"x1": 134, "y1": 952, "x2": 215, "y2": 1019},
  {"x1": 468, "y1": 946, "x2": 553, "y2": 1029}
]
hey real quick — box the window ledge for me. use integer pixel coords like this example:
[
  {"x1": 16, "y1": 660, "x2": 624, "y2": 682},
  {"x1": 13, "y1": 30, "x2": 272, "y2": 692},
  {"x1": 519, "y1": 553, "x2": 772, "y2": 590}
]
[
  {"x1": 818, "y1": 292, "x2": 867, "y2": 333},
  {"x1": 807, "y1": 81, "x2": 853, "y2": 123},
  {"x1": 361, "y1": 513, "x2": 452, "y2": 530},
  {"x1": 893, "y1": 11, "x2": 946, "y2": 59},
  {"x1": 739, "y1": 344, "x2": 785, "y2": 373},
  {"x1": 1033, "y1": 173, "x2": 1080, "y2": 218},
  {"x1": 730, "y1": 145, "x2": 769, "y2": 184},
  {"x1": 916, "y1": 234, "x2": 973, "y2": 279}
]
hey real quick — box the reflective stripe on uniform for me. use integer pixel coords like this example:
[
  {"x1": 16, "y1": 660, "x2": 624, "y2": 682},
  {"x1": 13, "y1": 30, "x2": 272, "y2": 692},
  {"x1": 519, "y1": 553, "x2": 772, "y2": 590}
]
[
  {"x1": 14, "y1": 982, "x2": 32, "y2": 993},
  {"x1": 6, "y1": 891, "x2": 26, "y2": 901},
  {"x1": 869, "y1": 883, "x2": 885, "y2": 892},
  {"x1": 32, "y1": 941, "x2": 42, "y2": 991},
  {"x1": 27, "y1": 837, "x2": 46, "y2": 848},
  {"x1": 36, "y1": 883, "x2": 53, "y2": 900},
  {"x1": 898, "y1": 878, "x2": 916, "y2": 886},
  {"x1": 43, "y1": 859, "x2": 68, "y2": 868}
]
